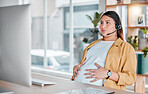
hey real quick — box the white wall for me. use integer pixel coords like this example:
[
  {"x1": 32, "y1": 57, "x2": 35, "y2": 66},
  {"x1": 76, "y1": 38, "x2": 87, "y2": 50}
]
[
  {"x1": 99, "y1": 0, "x2": 105, "y2": 13},
  {"x1": 47, "y1": 0, "x2": 58, "y2": 17},
  {"x1": 56, "y1": 0, "x2": 99, "y2": 7},
  {"x1": 0, "y1": 0, "x2": 19, "y2": 7},
  {"x1": 0, "y1": 0, "x2": 29, "y2": 7},
  {"x1": 18, "y1": 0, "x2": 30, "y2": 5},
  {"x1": 30, "y1": 0, "x2": 58, "y2": 17},
  {"x1": 29, "y1": 0, "x2": 44, "y2": 17}
]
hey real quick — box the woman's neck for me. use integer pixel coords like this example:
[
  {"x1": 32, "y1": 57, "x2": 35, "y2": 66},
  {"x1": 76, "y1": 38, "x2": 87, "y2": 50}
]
[{"x1": 103, "y1": 35, "x2": 118, "y2": 41}]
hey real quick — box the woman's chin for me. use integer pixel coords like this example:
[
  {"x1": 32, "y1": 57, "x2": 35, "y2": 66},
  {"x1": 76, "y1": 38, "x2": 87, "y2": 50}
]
[{"x1": 101, "y1": 33, "x2": 107, "y2": 36}]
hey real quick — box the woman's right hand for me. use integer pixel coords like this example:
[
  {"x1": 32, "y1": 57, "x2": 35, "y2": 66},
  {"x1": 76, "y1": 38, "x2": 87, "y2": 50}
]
[{"x1": 73, "y1": 62, "x2": 85, "y2": 80}]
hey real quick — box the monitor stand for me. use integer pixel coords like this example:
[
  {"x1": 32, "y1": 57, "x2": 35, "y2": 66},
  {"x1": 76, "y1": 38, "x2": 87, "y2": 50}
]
[
  {"x1": 0, "y1": 87, "x2": 14, "y2": 94},
  {"x1": 32, "y1": 78, "x2": 56, "y2": 87}
]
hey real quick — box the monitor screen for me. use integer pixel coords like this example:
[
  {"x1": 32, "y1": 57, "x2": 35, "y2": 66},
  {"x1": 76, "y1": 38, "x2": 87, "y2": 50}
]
[{"x1": 0, "y1": 4, "x2": 31, "y2": 86}]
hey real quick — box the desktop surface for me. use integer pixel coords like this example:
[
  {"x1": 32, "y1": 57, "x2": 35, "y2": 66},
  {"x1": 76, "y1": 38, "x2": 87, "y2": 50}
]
[
  {"x1": 0, "y1": 87, "x2": 13, "y2": 94},
  {"x1": 55, "y1": 87, "x2": 115, "y2": 94},
  {"x1": 0, "y1": 73, "x2": 137, "y2": 94}
]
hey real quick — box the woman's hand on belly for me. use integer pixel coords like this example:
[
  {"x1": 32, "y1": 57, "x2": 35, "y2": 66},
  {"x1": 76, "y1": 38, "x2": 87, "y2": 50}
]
[
  {"x1": 84, "y1": 62, "x2": 108, "y2": 82},
  {"x1": 73, "y1": 62, "x2": 85, "y2": 80}
]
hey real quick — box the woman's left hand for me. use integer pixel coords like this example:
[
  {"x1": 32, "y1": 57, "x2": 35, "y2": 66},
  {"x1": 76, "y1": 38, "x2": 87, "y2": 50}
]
[{"x1": 84, "y1": 62, "x2": 108, "y2": 82}]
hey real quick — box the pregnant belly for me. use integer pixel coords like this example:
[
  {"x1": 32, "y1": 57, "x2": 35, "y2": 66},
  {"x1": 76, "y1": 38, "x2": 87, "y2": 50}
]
[{"x1": 74, "y1": 65, "x2": 102, "y2": 86}]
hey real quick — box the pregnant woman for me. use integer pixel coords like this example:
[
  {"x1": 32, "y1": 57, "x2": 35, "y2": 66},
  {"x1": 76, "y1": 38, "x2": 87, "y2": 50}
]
[{"x1": 72, "y1": 11, "x2": 137, "y2": 90}]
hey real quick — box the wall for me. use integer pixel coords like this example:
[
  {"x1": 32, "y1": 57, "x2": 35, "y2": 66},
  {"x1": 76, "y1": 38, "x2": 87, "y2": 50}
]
[
  {"x1": 99, "y1": 0, "x2": 105, "y2": 13},
  {"x1": 30, "y1": 0, "x2": 57, "y2": 17},
  {"x1": 0, "y1": 0, "x2": 19, "y2": 7},
  {"x1": 0, "y1": 0, "x2": 29, "y2": 7}
]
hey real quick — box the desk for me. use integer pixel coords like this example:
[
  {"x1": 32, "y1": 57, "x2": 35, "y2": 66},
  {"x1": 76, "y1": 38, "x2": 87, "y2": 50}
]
[{"x1": 0, "y1": 73, "x2": 139, "y2": 94}]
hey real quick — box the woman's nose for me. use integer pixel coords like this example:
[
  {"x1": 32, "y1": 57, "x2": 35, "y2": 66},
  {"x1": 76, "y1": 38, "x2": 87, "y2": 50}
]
[{"x1": 101, "y1": 24, "x2": 106, "y2": 29}]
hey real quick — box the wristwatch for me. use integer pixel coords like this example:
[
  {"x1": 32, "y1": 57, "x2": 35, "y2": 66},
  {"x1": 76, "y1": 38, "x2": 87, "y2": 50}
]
[{"x1": 106, "y1": 70, "x2": 112, "y2": 79}]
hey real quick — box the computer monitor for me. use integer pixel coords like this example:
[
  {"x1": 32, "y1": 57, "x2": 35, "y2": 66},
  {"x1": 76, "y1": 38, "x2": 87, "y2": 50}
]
[{"x1": 0, "y1": 4, "x2": 31, "y2": 86}]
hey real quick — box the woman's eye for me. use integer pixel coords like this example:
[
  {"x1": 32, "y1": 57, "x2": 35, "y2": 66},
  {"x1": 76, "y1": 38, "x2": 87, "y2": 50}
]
[
  {"x1": 101, "y1": 22, "x2": 103, "y2": 24},
  {"x1": 106, "y1": 22, "x2": 110, "y2": 24}
]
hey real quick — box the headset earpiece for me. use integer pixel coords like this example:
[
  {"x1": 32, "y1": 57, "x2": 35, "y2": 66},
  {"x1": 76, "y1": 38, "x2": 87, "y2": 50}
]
[
  {"x1": 116, "y1": 24, "x2": 121, "y2": 30},
  {"x1": 117, "y1": 25, "x2": 121, "y2": 30}
]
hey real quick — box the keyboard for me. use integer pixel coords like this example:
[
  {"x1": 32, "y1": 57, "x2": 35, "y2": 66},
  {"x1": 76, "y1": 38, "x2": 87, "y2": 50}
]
[{"x1": 32, "y1": 78, "x2": 56, "y2": 87}]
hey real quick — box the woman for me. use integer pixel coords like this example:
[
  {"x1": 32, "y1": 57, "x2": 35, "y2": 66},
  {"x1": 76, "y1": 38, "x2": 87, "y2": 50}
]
[{"x1": 72, "y1": 11, "x2": 137, "y2": 90}]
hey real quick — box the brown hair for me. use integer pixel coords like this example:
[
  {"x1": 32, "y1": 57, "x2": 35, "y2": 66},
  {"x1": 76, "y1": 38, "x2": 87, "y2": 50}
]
[{"x1": 101, "y1": 11, "x2": 124, "y2": 40}]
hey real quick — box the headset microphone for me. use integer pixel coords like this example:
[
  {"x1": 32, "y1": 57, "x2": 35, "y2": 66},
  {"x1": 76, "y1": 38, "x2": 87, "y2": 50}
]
[{"x1": 106, "y1": 29, "x2": 117, "y2": 35}]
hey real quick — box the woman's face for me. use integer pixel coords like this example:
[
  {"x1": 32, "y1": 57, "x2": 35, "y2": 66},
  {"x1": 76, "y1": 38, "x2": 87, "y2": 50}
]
[{"x1": 99, "y1": 15, "x2": 116, "y2": 37}]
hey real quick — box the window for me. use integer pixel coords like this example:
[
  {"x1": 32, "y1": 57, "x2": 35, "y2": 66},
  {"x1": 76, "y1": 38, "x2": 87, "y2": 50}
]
[
  {"x1": 30, "y1": 0, "x2": 99, "y2": 73},
  {"x1": 63, "y1": 4, "x2": 99, "y2": 65}
]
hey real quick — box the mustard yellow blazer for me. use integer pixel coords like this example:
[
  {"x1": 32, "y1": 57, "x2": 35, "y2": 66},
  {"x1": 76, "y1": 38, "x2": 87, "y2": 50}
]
[{"x1": 72, "y1": 38, "x2": 137, "y2": 90}]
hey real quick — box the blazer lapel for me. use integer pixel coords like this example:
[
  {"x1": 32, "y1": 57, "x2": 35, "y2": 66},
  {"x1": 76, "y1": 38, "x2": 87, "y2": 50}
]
[{"x1": 104, "y1": 38, "x2": 124, "y2": 69}]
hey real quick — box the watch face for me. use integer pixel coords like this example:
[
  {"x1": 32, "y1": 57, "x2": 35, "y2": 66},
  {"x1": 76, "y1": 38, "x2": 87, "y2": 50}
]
[{"x1": 108, "y1": 72, "x2": 112, "y2": 76}]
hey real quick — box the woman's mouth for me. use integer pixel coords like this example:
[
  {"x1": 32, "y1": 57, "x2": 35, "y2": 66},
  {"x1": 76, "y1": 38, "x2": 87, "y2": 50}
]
[{"x1": 101, "y1": 30, "x2": 106, "y2": 32}]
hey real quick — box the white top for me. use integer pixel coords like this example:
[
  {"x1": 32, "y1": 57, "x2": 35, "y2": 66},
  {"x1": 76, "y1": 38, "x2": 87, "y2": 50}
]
[{"x1": 75, "y1": 41, "x2": 114, "y2": 86}]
